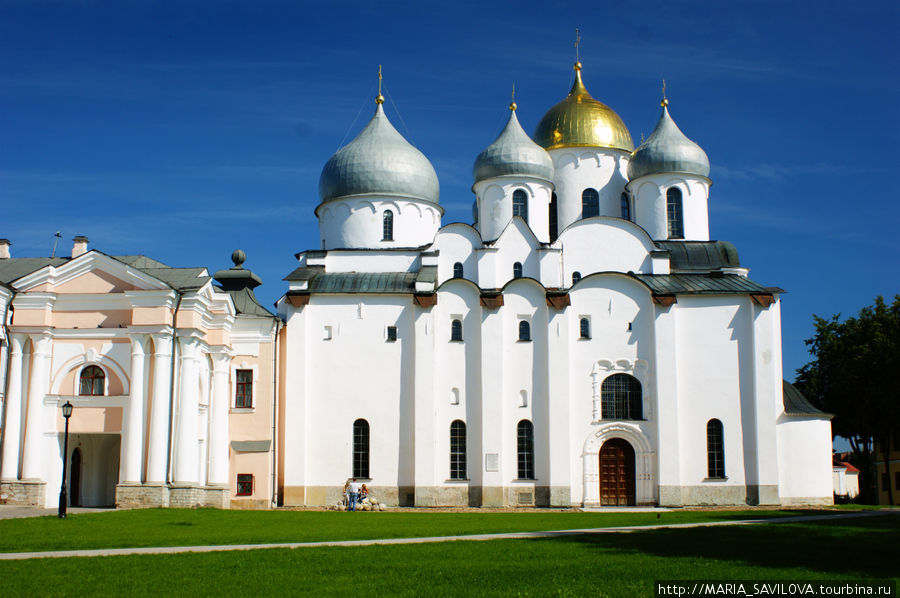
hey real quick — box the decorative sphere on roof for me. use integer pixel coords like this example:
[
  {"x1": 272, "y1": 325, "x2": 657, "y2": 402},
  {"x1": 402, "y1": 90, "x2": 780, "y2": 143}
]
[
  {"x1": 318, "y1": 104, "x2": 440, "y2": 204},
  {"x1": 629, "y1": 104, "x2": 710, "y2": 180},
  {"x1": 473, "y1": 107, "x2": 554, "y2": 184},
  {"x1": 231, "y1": 249, "x2": 246, "y2": 268},
  {"x1": 533, "y1": 64, "x2": 634, "y2": 152}
]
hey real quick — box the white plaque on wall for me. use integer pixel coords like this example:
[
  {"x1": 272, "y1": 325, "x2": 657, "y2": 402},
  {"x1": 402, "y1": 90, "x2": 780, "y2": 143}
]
[{"x1": 485, "y1": 453, "x2": 499, "y2": 472}]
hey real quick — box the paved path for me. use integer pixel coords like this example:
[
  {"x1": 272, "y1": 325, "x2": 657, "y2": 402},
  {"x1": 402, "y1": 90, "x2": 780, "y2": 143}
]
[
  {"x1": 0, "y1": 510, "x2": 892, "y2": 561},
  {"x1": 0, "y1": 506, "x2": 110, "y2": 520}
]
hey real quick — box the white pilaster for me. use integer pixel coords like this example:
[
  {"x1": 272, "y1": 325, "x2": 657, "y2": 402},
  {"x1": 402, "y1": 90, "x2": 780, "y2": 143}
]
[
  {"x1": 21, "y1": 333, "x2": 52, "y2": 479},
  {"x1": 0, "y1": 334, "x2": 26, "y2": 481},
  {"x1": 207, "y1": 350, "x2": 232, "y2": 486},
  {"x1": 653, "y1": 304, "x2": 681, "y2": 504},
  {"x1": 120, "y1": 334, "x2": 149, "y2": 483},
  {"x1": 412, "y1": 307, "x2": 436, "y2": 502},
  {"x1": 479, "y1": 307, "x2": 504, "y2": 505},
  {"x1": 146, "y1": 333, "x2": 173, "y2": 483},
  {"x1": 173, "y1": 335, "x2": 201, "y2": 484}
]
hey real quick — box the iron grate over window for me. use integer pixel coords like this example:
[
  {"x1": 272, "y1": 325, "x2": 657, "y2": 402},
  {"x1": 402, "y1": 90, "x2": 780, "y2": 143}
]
[
  {"x1": 517, "y1": 420, "x2": 535, "y2": 479},
  {"x1": 601, "y1": 374, "x2": 642, "y2": 420},
  {"x1": 353, "y1": 419, "x2": 370, "y2": 479},
  {"x1": 450, "y1": 420, "x2": 467, "y2": 480},
  {"x1": 236, "y1": 474, "x2": 253, "y2": 496},
  {"x1": 707, "y1": 419, "x2": 725, "y2": 478}
]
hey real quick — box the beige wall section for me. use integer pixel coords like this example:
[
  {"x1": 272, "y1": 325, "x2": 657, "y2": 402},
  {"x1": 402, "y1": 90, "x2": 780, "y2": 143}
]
[
  {"x1": 230, "y1": 450, "x2": 271, "y2": 508},
  {"x1": 54, "y1": 270, "x2": 138, "y2": 294},
  {"x1": 206, "y1": 329, "x2": 230, "y2": 346},
  {"x1": 175, "y1": 310, "x2": 203, "y2": 329},
  {"x1": 57, "y1": 406, "x2": 123, "y2": 433},
  {"x1": 11, "y1": 308, "x2": 52, "y2": 327},
  {"x1": 277, "y1": 325, "x2": 288, "y2": 504},
  {"x1": 53, "y1": 310, "x2": 133, "y2": 329},
  {"x1": 132, "y1": 306, "x2": 173, "y2": 326}
]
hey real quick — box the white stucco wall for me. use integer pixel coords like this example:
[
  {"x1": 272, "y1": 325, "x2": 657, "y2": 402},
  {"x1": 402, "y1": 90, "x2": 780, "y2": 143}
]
[
  {"x1": 317, "y1": 196, "x2": 441, "y2": 249},
  {"x1": 628, "y1": 175, "x2": 710, "y2": 241},
  {"x1": 549, "y1": 148, "x2": 631, "y2": 233}
]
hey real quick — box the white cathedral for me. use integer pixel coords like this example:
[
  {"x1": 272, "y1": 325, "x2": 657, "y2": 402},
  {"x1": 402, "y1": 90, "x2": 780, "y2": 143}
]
[{"x1": 0, "y1": 62, "x2": 833, "y2": 509}]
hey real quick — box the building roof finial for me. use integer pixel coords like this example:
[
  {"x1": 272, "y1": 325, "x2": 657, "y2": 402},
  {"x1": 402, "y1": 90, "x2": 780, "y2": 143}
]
[
  {"x1": 376, "y1": 64, "x2": 384, "y2": 105},
  {"x1": 574, "y1": 28, "x2": 582, "y2": 71},
  {"x1": 510, "y1": 83, "x2": 517, "y2": 111},
  {"x1": 661, "y1": 79, "x2": 668, "y2": 107}
]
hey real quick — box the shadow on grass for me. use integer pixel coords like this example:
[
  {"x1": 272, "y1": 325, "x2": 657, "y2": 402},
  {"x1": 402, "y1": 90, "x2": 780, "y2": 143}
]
[{"x1": 558, "y1": 514, "x2": 898, "y2": 579}]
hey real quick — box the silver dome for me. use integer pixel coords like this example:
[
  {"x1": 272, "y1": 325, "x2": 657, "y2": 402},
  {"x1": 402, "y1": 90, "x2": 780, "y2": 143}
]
[
  {"x1": 319, "y1": 104, "x2": 440, "y2": 204},
  {"x1": 473, "y1": 109, "x2": 554, "y2": 184},
  {"x1": 628, "y1": 104, "x2": 710, "y2": 181}
]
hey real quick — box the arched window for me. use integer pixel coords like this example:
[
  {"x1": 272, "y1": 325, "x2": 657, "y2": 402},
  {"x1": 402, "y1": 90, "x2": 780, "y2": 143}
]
[
  {"x1": 513, "y1": 262, "x2": 523, "y2": 279},
  {"x1": 579, "y1": 317, "x2": 591, "y2": 339},
  {"x1": 452, "y1": 262, "x2": 464, "y2": 278},
  {"x1": 518, "y1": 320, "x2": 531, "y2": 342},
  {"x1": 512, "y1": 189, "x2": 528, "y2": 222},
  {"x1": 666, "y1": 188, "x2": 684, "y2": 239},
  {"x1": 517, "y1": 420, "x2": 535, "y2": 480},
  {"x1": 79, "y1": 365, "x2": 105, "y2": 396},
  {"x1": 472, "y1": 200, "x2": 478, "y2": 226},
  {"x1": 601, "y1": 374, "x2": 642, "y2": 420},
  {"x1": 353, "y1": 419, "x2": 370, "y2": 478},
  {"x1": 572, "y1": 271, "x2": 582, "y2": 285},
  {"x1": 549, "y1": 192, "x2": 558, "y2": 241},
  {"x1": 582, "y1": 188, "x2": 599, "y2": 219},
  {"x1": 382, "y1": 210, "x2": 394, "y2": 241},
  {"x1": 450, "y1": 319, "x2": 463, "y2": 342},
  {"x1": 707, "y1": 419, "x2": 725, "y2": 478},
  {"x1": 621, "y1": 193, "x2": 631, "y2": 220},
  {"x1": 450, "y1": 420, "x2": 467, "y2": 480}
]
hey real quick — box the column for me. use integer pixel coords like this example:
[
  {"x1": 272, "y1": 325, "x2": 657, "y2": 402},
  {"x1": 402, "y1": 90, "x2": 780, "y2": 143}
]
[
  {"x1": 207, "y1": 351, "x2": 232, "y2": 486},
  {"x1": 146, "y1": 333, "x2": 173, "y2": 483},
  {"x1": 21, "y1": 333, "x2": 52, "y2": 480},
  {"x1": 0, "y1": 334, "x2": 26, "y2": 481},
  {"x1": 173, "y1": 336, "x2": 201, "y2": 484},
  {"x1": 120, "y1": 334, "x2": 148, "y2": 483}
]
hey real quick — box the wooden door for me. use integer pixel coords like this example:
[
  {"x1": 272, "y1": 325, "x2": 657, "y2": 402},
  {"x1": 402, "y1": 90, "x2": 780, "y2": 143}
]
[{"x1": 599, "y1": 438, "x2": 635, "y2": 506}]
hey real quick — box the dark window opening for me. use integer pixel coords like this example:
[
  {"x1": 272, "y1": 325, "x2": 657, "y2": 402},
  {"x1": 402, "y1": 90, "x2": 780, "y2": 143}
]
[
  {"x1": 236, "y1": 474, "x2": 253, "y2": 496},
  {"x1": 450, "y1": 319, "x2": 463, "y2": 342},
  {"x1": 518, "y1": 320, "x2": 531, "y2": 342},
  {"x1": 517, "y1": 420, "x2": 535, "y2": 479},
  {"x1": 79, "y1": 365, "x2": 105, "y2": 396},
  {"x1": 386, "y1": 326, "x2": 398, "y2": 342},
  {"x1": 353, "y1": 419, "x2": 370, "y2": 479},
  {"x1": 513, "y1": 262, "x2": 523, "y2": 279},
  {"x1": 667, "y1": 188, "x2": 684, "y2": 239},
  {"x1": 235, "y1": 369, "x2": 253, "y2": 408},
  {"x1": 549, "y1": 192, "x2": 558, "y2": 242},
  {"x1": 450, "y1": 420, "x2": 467, "y2": 480},
  {"x1": 572, "y1": 271, "x2": 582, "y2": 285},
  {"x1": 707, "y1": 419, "x2": 725, "y2": 478},
  {"x1": 580, "y1": 318, "x2": 591, "y2": 339},
  {"x1": 512, "y1": 189, "x2": 528, "y2": 222},
  {"x1": 582, "y1": 188, "x2": 600, "y2": 219},
  {"x1": 601, "y1": 374, "x2": 642, "y2": 420},
  {"x1": 621, "y1": 193, "x2": 631, "y2": 220},
  {"x1": 453, "y1": 262, "x2": 464, "y2": 278},
  {"x1": 382, "y1": 210, "x2": 394, "y2": 241}
]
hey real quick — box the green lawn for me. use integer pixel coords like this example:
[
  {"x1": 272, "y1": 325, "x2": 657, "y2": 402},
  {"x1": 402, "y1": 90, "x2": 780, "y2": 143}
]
[
  {"x1": 0, "y1": 514, "x2": 895, "y2": 597},
  {"x1": 0, "y1": 508, "x2": 813, "y2": 552}
]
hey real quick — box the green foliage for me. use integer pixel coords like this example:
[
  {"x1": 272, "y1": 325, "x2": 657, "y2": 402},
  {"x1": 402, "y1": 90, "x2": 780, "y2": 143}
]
[{"x1": 0, "y1": 515, "x2": 895, "y2": 597}]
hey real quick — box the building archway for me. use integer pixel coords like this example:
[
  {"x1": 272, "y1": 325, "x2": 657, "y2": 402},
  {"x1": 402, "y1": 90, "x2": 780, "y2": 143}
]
[
  {"x1": 599, "y1": 438, "x2": 635, "y2": 506},
  {"x1": 582, "y1": 422, "x2": 655, "y2": 506}
]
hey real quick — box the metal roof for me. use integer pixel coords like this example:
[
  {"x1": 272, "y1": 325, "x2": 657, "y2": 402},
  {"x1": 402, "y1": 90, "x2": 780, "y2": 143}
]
[
  {"x1": 303, "y1": 271, "x2": 418, "y2": 294},
  {"x1": 0, "y1": 257, "x2": 68, "y2": 284},
  {"x1": 634, "y1": 273, "x2": 771, "y2": 295},
  {"x1": 656, "y1": 241, "x2": 740, "y2": 272},
  {"x1": 783, "y1": 380, "x2": 831, "y2": 417}
]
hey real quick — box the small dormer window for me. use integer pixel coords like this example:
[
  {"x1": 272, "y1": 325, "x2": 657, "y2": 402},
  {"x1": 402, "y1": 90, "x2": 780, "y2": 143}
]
[
  {"x1": 453, "y1": 262, "x2": 464, "y2": 278},
  {"x1": 79, "y1": 366, "x2": 105, "y2": 396},
  {"x1": 666, "y1": 188, "x2": 684, "y2": 239},
  {"x1": 513, "y1": 262, "x2": 523, "y2": 279},
  {"x1": 383, "y1": 210, "x2": 394, "y2": 241},
  {"x1": 512, "y1": 189, "x2": 528, "y2": 222},
  {"x1": 582, "y1": 188, "x2": 599, "y2": 219},
  {"x1": 620, "y1": 193, "x2": 631, "y2": 221}
]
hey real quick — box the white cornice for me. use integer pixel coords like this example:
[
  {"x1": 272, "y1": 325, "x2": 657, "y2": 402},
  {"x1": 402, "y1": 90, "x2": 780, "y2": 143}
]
[{"x1": 11, "y1": 293, "x2": 57, "y2": 310}]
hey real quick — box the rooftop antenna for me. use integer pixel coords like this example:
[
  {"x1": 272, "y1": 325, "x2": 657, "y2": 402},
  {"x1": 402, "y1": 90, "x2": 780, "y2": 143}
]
[{"x1": 51, "y1": 231, "x2": 62, "y2": 258}]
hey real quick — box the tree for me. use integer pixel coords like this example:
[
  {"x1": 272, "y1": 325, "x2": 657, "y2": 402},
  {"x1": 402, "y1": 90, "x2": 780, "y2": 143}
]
[{"x1": 795, "y1": 295, "x2": 900, "y2": 505}]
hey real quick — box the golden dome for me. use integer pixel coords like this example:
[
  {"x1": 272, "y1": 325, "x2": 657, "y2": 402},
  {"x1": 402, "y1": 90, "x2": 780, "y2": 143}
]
[{"x1": 533, "y1": 64, "x2": 634, "y2": 152}]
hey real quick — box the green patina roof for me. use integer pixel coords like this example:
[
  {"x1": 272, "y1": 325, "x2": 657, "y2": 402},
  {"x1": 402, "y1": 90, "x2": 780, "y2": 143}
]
[
  {"x1": 783, "y1": 380, "x2": 831, "y2": 417},
  {"x1": 655, "y1": 241, "x2": 740, "y2": 272}
]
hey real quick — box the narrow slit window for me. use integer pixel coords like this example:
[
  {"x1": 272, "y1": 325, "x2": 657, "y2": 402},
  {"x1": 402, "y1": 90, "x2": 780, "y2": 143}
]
[
  {"x1": 450, "y1": 319, "x2": 463, "y2": 342},
  {"x1": 382, "y1": 210, "x2": 394, "y2": 241},
  {"x1": 517, "y1": 420, "x2": 535, "y2": 480},
  {"x1": 666, "y1": 188, "x2": 684, "y2": 239},
  {"x1": 386, "y1": 326, "x2": 398, "y2": 342},
  {"x1": 579, "y1": 317, "x2": 591, "y2": 339},
  {"x1": 620, "y1": 192, "x2": 631, "y2": 220},
  {"x1": 512, "y1": 189, "x2": 528, "y2": 222},
  {"x1": 549, "y1": 192, "x2": 558, "y2": 241},
  {"x1": 582, "y1": 188, "x2": 599, "y2": 219},
  {"x1": 353, "y1": 419, "x2": 370, "y2": 478},
  {"x1": 513, "y1": 262, "x2": 523, "y2": 279},
  {"x1": 707, "y1": 419, "x2": 725, "y2": 478},
  {"x1": 518, "y1": 320, "x2": 531, "y2": 342},
  {"x1": 450, "y1": 420, "x2": 467, "y2": 480},
  {"x1": 572, "y1": 271, "x2": 581, "y2": 285},
  {"x1": 453, "y1": 262, "x2": 464, "y2": 278}
]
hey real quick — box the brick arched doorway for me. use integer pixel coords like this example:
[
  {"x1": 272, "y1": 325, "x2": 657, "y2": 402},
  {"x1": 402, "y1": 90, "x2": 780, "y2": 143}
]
[{"x1": 599, "y1": 438, "x2": 635, "y2": 506}]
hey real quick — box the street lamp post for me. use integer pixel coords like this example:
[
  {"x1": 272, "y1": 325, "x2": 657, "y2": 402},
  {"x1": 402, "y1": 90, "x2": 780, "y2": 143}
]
[{"x1": 58, "y1": 401, "x2": 74, "y2": 519}]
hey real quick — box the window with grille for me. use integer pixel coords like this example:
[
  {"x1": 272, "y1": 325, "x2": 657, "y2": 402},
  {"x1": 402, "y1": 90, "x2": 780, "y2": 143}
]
[
  {"x1": 579, "y1": 317, "x2": 591, "y2": 339},
  {"x1": 512, "y1": 189, "x2": 528, "y2": 222},
  {"x1": 453, "y1": 262, "x2": 463, "y2": 278},
  {"x1": 667, "y1": 188, "x2": 684, "y2": 239},
  {"x1": 621, "y1": 193, "x2": 631, "y2": 220},
  {"x1": 79, "y1": 366, "x2": 105, "y2": 396},
  {"x1": 518, "y1": 320, "x2": 531, "y2": 342},
  {"x1": 707, "y1": 419, "x2": 725, "y2": 478},
  {"x1": 386, "y1": 326, "x2": 398, "y2": 342},
  {"x1": 450, "y1": 319, "x2": 463, "y2": 342},
  {"x1": 382, "y1": 210, "x2": 394, "y2": 241},
  {"x1": 517, "y1": 420, "x2": 535, "y2": 479},
  {"x1": 582, "y1": 188, "x2": 599, "y2": 219},
  {"x1": 236, "y1": 474, "x2": 253, "y2": 496},
  {"x1": 235, "y1": 369, "x2": 253, "y2": 408},
  {"x1": 353, "y1": 419, "x2": 370, "y2": 478},
  {"x1": 513, "y1": 262, "x2": 523, "y2": 279},
  {"x1": 572, "y1": 271, "x2": 581, "y2": 285},
  {"x1": 600, "y1": 374, "x2": 642, "y2": 420},
  {"x1": 450, "y1": 420, "x2": 467, "y2": 480}
]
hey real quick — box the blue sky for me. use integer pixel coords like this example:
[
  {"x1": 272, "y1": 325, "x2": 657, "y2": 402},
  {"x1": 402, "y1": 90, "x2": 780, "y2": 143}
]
[{"x1": 2, "y1": 0, "x2": 898, "y2": 382}]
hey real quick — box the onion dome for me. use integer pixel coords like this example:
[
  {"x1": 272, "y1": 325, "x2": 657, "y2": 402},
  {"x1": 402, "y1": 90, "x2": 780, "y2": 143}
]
[
  {"x1": 318, "y1": 102, "x2": 439, "y2": 204},
  {"x1": 473, "y1": 103, "x2": 554, "y2": 184},
  {"x1": 533, "y1": 62, "x2": 634, "y2": 152},
  {"x1": 628, "y1": 101, "x2": 709, "y2": 180}
]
